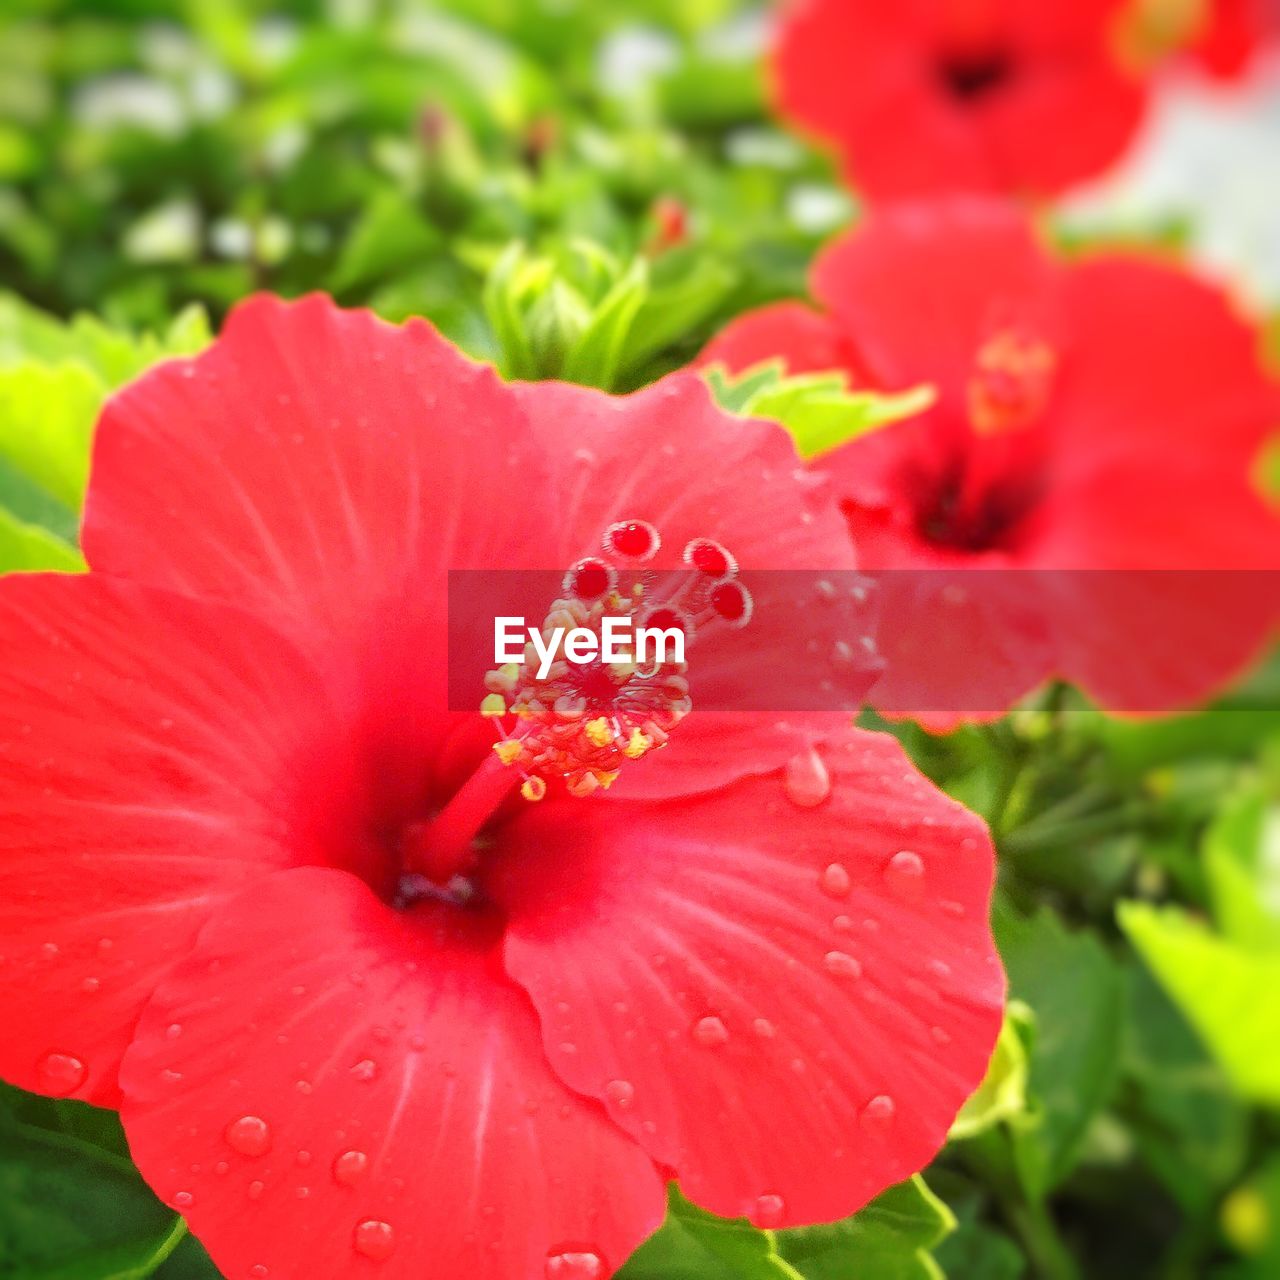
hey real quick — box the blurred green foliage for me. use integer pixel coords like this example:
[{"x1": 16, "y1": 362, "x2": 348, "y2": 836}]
[{"x1": 1, "y1": 2, "x2": 1280, "y2": 1279}]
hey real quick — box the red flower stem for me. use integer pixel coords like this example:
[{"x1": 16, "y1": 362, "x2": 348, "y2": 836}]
[{"x1": 404, "y1": 753, "x2": 519, "y2": 884}]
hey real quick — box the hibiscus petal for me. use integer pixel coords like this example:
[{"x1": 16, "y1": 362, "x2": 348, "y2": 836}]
[
  {"x1": 119, "y1": 868, "x2": 666, "y2": 1280},
  {"x1": 0, "y1": 574, "x2": 362, "y2": 1105},
  {"x1": 698, "y1": 302, "x2": 863, "y2": 379},
  {"x1": 84, "y1": 293, "x2": 556, "y2": 636},
  {"x1": 1050, "y1": 255, "x2": 1280, "y2": 465},
  {"x1": 495, "y1": 728, "x2": 1004, "y2": 1226},
  {"x1": 811, "y1": 199, "x2": 1060, "y2": 406}
]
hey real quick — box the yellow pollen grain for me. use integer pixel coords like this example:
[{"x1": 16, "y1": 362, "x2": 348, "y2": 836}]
[
  {"x1": 480, "y1": 693, "x2": 507, "y2": 717},
  {"x1": 594, "y1": 770, "x2": 620, "y2": 790},
  {"x1": 493, "y1": 739, "x2": 524, "y2": 766},
  {"x1": 584, "y1": 717, "x2": 614, "y2": 747},
  {"x1": 520, "y1": 776, "x2": 548, "y2": 802},
  {"x1": 623, "y1": 729, "x2": 652, "y2": 759}
]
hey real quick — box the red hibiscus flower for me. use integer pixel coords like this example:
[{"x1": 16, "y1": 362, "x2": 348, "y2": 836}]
[
  {"x1": 704, "y1": 199, "x2": 1280, "y2": 722},
  {"x1": 1185, "y1": 0, "x2": 1280, "y2": 77},
  {"x1": 0, "y1": 296, "x2": 1003, "y2": 1279},
  {"x1": 771, "y1": 0, "x2": 1150, "y2": 200}
]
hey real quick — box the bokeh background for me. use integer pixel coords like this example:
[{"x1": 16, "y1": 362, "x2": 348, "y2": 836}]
[{"x1": 2, "y1": 2, "x2": 1280, "y2": 1278}]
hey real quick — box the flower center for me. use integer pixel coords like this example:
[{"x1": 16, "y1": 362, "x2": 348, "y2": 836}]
[
  {"x1": 936, "y1": 48, "x2": 1014, "y2": 102},
  {"x1": 391, "y1": 520, "x2": 752, "y2": 901},
  {"x1": 483, "y1": 519, "x2": 751, "y2": 800},
  {"x1": 967, "y1": 328, "x2": 1057, "y2": 437}
]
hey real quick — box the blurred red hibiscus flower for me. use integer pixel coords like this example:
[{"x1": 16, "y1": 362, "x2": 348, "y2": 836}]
[
  {"x1": 0, "y1": 297, "x2": 1003, "y2": 1279},
  {"x1": 1130, "y1": 0, "x2": 1280, "y2": 79},
  {"x1": 771, "y1": 0, "x2": 1150, "y2": 200},
  {"x1": 704, "y1": 198, "x2": 1280, "y2": 723}
]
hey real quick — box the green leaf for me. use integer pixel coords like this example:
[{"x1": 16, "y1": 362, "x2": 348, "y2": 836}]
[
  {"x1": 0, "y1": 1087, "x2": 186, "y2": 1279},
  {"x1": 994, "y1": 905, "x2": 1125, "y2": 1195},
  {"x1": 482, "y1": 242, "x2": 544, "y2": 380},
  {"x1": 330, "y1": 190, "x2": 443, "y2": 294},
  {"x1": 1120, "y1": 962, "x2": 1248, "y2": 1211},
  {"x1": 1203, "y1": 787, "x2": 1280, "y2": 951},
  {"x1": 561, "y1": 257, "x2": 649, "y2": 389},
  {"x1": 0, "y1": 360, "x2": 105, "y2": 510},
  {"x1": 618, "y1": 1189, "x2": 801, "y2": 1279},
  {"x1": 778, "y1": 1177, "x2": 955, "y2": 1280},
  {"x1": 950, "y1": 1006, "x2": 1032, "y2": 1141},
  {"x1": 1118, "y1": 901, "x2": 1280, "y2": 1105},
  {"x1": 933, "y1": 1208, "x2": 1026, "y2": 1280},
  {"x1": 0, "y1": 506, "x2": 84, "y2": 573},
  {"x1": 619, "y1": 253, "x2": 737, "y2": 375},
  {"x1": 704, "y1": 360, "x2": 934, "y2": 457}
]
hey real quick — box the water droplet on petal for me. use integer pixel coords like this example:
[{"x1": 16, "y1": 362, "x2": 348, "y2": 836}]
[
  {"x1": 350, "y1": 1058, "x2": 378, "y2": 1082},
  {"x1": 545, "y1": 1251, "x2": 604, "y2": 1279},
  {"x1": 353, "y1": 1219, "x2": 396, "y2": 1261},
  {"x1": 693, "y1": 1016, "x2": 729, "y2": 1047},
  {"x1": 250, "y1": 1266, "x2": 269, "y2": 1279},
  {"x1": 333, "y1": 1150, "x2": 369, "y2": 1186},
  {"x1": 605, "y1": 1079, "x2": 635, "y2": 1110},
  {"x1": 824, "y1": 950, "x2": 862, "y2": 980},
  {"x1": 247, "y1": 1181, "x2": 265, "y2": 1201},
  {"x1": 752, "y1": 1018, "x2": 776, "y2": 1039},
  {"x1": 784, "y1": 747, "x2": 831, "y2": 808},
  {"x1": 860, "y1": 1094, "x2": 896, "y2": 1132},
  {"x1": 36, "y1": 1052, "x2": 86, "y2": 1097},
  {"x1": 173, "y1": 1191, "x2": 195, "y2": 1209},
  {"x1": 884, "y1": 850, "x2": 925, "y2": 899},
  {"x1": 225, "y1": 1116, "x2": 272, "y2": 1158},
  {"x1": 752, "y1": 1194, "x2": 786, "y2": 1229},
  {"x1": 821, "y1": 863, "x2": 851, "y2": 898}
]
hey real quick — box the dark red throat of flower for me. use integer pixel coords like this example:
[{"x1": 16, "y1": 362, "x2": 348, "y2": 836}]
[{"x1": 936, "y1": 48, "x2": 1014, "y2": 102}]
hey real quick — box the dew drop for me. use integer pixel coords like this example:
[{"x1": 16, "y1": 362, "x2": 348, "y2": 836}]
[
  {"x1": 824, "y1": 950, "x2": 862, "y2": 980},
  {"x1": 693, "y1": 1016, "x2": 729, "y2": 1047},
  {"x1": 333, "y1": 1150, "x2": 369, "y2": 1186},
  {"x1": 784, "y1": 747, "x2": 831, "y2": 808},
  {"x1": 173, "y1": 1191, "x2": 195, "y2": 1209},
  {"x1": 247, "y1": 1181, "x2": 265, "y2": 1201},
  {"x1": 35, "y1": 1052, "x2": 86, "y2": 1097},
  {"x1": 225, "y1": 1116, "x2": 272, "y2": 1158},
  {"x1": 353, "y1": 1219, "x2": 396, "y2": 1262},
  {"x1": 166, "y1": 1023, "x2": 183, "y2": 1040},
  {"x1": 605, "y1": 1079, "x2": 635, "y2": 1110},
  {"x1": 249, "y1": 1267, "x2": 269, "y2": 1279},
  {"x1": 350, "y1": 1058, "x2": 378, "y2": 1082},
  {"x1": 752, "y1": 1018, "x2": 776, "y2": 1039},
  {"x1": 752, "y1": 1194, "x2": 786, "y2": 1229},
  {"x1": 884, "y1": 850, "x2": 925, "y2": 899},
  {"x1": 821, "y1": 863, "x2": 851, "y2": 899},
  {"x1": 545, "y1": 1250, "x2": 604, "y2": 1279},
  {"x1": 860, "y1": 1094, "x2": 896, "y2": 1132},
  {"x1": 80, "y1": 977, "x2": 100, "y2": 994}
]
